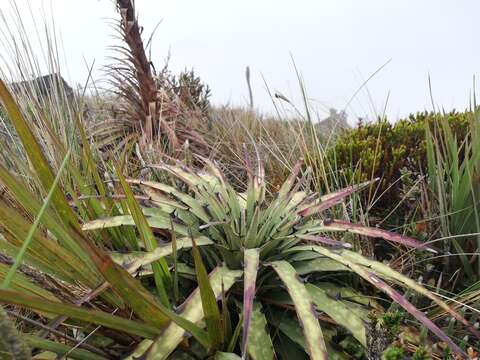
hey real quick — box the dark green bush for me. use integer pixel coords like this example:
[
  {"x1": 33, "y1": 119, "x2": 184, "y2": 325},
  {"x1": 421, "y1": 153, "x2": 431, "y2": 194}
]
[{"x1": 328, "y1": 111, "x2": 471, "y2": 218}]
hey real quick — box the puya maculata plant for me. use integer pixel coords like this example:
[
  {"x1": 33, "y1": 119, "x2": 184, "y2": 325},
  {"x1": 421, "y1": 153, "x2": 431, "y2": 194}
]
[
  {"x1": 83, "y1": 150, "x2": 480, "y2": 359},
  {"x1": 0, "y1": 75, "x2": 478, "y2": 358}
]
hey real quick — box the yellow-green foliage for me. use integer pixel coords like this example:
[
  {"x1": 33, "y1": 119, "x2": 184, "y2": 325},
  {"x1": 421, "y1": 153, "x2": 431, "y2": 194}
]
[{"x1": 328, "y1": 111, "x2": 471, "y2": 211}]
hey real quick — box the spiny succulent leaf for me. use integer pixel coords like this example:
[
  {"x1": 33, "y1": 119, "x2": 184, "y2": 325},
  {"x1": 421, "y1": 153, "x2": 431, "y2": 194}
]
[
  {"x1": 366, "y1": 272, "x2": 466, "y2": 357},
  {"x1": 82, "y1": 214, "x2": 190, "y2": 236},
  {"x1": 298, "y1": 179, "x2": 377, "y2": 217},
  {"x1": 242, "y1": 248, "x2": 260, "y2": 357},
  {"x1": 306, "y1": 284, "x2": 367, "y2": 346},
  {"x1": 296, "y1": 234, "x2": 352, "y2": 249},
  {"x1": 270, "y1": 261, "x2": 327, "y2": 360},
  {"x1": 293, "y1": 258, "x2": 350, "y2": 275},
  {"x1": 338, "y1": 249, "x2": 480, "y2": 339},
  {"x1": 246, "y1": 302, "x2": 274, "y2": 360},
  {"x1": 128, "y1": 179, "x2": 211, "y2": 223},
  {"x1": 133, "y1": 267, "x2": 241, "y2": 360},
  {"x1": 110, "y1": 236, "x2": 213, "y2": 272}
]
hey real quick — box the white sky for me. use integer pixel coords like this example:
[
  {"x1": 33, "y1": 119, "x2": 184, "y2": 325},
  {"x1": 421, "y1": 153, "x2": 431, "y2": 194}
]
[{"x1": 1, "y1": 0, "x2": 478, "y2": 122}]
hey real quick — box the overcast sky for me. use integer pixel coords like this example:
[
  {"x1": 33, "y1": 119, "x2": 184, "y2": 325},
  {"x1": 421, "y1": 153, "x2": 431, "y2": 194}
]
[{"x1": 1, "y1": 0, "x2": 478, "y2": 122}]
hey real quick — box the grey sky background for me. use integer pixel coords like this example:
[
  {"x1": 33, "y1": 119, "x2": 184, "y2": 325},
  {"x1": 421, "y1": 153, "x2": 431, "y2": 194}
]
[{"x1": 2, "y1": 0, "x2": 479, "y2": 122}]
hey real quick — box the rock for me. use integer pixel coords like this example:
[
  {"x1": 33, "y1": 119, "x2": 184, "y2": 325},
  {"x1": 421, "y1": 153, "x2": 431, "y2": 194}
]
[
  {"x1": 10, "y1": 73, "x2": 74, "y2": 101},
  {"x1": 316, "y1": 108, "x2": 350, "y2": 137}
]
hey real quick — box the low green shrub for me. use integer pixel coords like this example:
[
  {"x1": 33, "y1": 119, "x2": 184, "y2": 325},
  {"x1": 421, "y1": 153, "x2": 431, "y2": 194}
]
[
  {"x1": 327, "y1": 111, "x2": 471, "y2": 219},
  {"x1": 382, "y1": 345, "x2": 406, "y2": 360}
]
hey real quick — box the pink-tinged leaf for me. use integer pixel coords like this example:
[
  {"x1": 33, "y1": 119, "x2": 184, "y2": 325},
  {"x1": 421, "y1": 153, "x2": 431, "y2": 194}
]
[
  {"x1": 243, "y1": 145, "x2": 265, "y2": 195},
  {"x1": 277, "y1": 160, "x2": 303, "y2": 198},
  {"x1": 296, "y1": 234, "x2": 352, "y2": 249},
  {"x1": 298, "y1": 179, "x2": 378, "y2": 217},
  {"x1": 319, "y1": 220, "x2": 437, "y2": 253},
  {"x1": 243, "y1": 145, "x2": 254, "y2": 184},
  {"x1": 366, "y1": 272, "x2": 466, "y2": 358},
  {"x1": 194, "y1": 154, "x2": 228, "y2": 184},
  {"x1": 242, "y1": 248, "x2": 260, "y2": 357},
  {"x1": 255, "y1": 147, "x2": 265, "y2": 189}
]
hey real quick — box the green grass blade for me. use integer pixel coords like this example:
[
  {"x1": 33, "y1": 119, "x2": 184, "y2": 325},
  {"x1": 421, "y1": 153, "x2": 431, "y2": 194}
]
[
  {"x1": 170, "y1": 218, "x2": 179, "y2": 304},
  {"x1": 192, "y1": 237, "x2": 224, "y2": 349},
  {"x1": 1, "y1": 148, "x2": 71, "y2": 289},
  {"x1": 270, "y1": 261, "x2": 327, "y2": 360},
  {"x1": 114, "y1": 162, "x2": 171, "y2": 306},
  {"x1": 0, "y1": 164, "x2": 96, "y2": 276},
  {"x1": 0, "y1": 289, "x2": 160, "y2": 338},
  {"x1": 227, "y1": 314, "x2": 243, "y2": 353},
  {"x1": 0, "y1": 263, "x2": 59, "y2": 301}
]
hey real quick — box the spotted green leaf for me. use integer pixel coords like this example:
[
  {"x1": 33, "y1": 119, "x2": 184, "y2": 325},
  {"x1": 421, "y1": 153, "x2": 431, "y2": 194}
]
[{"x1": 270, "y1": 261, "x2": 327, "y2": 360}]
